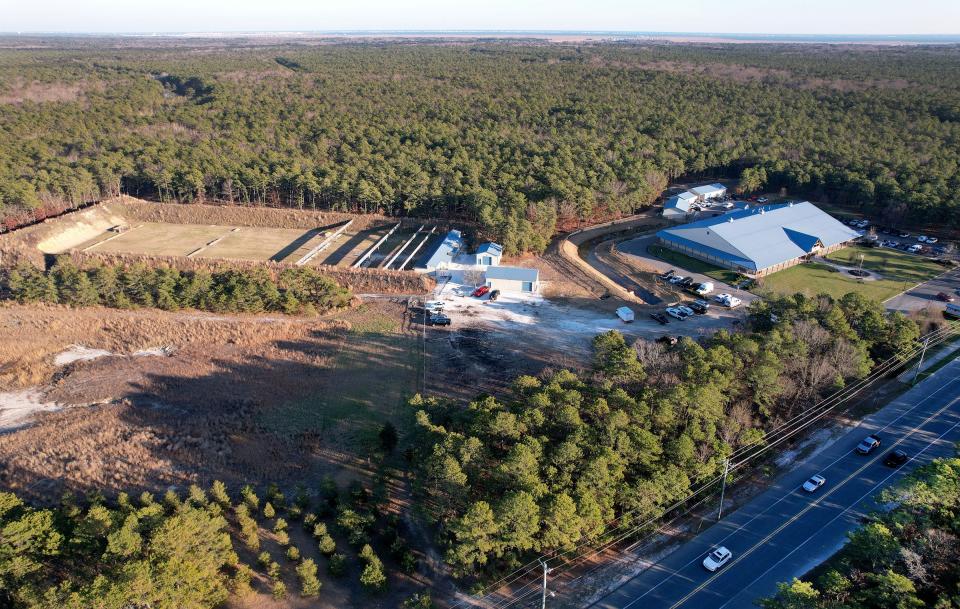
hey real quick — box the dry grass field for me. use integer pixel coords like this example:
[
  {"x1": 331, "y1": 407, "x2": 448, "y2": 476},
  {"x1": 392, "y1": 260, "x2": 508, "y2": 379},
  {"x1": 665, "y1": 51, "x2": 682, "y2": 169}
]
[
  {"x1": 71, "y1": 219, "x2": 428, "y2": 268},
  {"x1": 0, "y1": 300, "x2": 421, "y2": 502}
]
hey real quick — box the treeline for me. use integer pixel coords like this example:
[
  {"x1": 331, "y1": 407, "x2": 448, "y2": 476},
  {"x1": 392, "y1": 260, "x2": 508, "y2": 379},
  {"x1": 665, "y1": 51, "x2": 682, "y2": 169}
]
[
  {"x1": 761, "y1": 455, "x2": 960, "y2": 609},
  {"x1": 0, "y1": 474, "x2": 432, "y2": 608},
  {"x1": 1, "y1": 43, "x2": 959, "y2": 252},
  {"x1": 409, "y1": 292, "x2": 919, "y2": 577},
  {"x1": 1, "y1": 258, "x2": 352, "y2": 315}
]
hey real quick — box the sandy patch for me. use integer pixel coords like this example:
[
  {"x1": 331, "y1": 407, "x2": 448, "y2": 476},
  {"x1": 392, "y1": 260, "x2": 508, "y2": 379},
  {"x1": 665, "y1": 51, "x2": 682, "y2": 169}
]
[
  {"x1": 54, "y1": 345, "x2": 114, "y2": 366},
  {"x1": 0, "y1": 388, "x2": 61, "y2": 432}
]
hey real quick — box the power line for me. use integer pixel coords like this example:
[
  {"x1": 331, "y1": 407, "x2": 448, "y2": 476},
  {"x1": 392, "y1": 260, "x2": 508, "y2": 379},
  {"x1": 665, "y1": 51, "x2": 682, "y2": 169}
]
[{"x1": 446, "y1": 321, "x2": 959, "y2": 609}]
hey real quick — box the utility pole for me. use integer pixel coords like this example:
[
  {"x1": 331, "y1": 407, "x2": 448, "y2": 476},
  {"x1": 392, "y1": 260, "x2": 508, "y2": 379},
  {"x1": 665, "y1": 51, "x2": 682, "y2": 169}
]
[
  {"x1": 911, "y1": 335, "x2": 931, "y2": 385},
  {"x1": 539, "y1": 559, "x2": 552, "y2": 609},
  {"x1": 717, "y1": 458, "x2": 731, "y2": 521}
]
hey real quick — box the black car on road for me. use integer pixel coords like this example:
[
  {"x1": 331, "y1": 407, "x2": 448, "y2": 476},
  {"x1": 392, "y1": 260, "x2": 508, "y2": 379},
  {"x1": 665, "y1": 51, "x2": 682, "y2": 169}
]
[
  {"x1": 650, "y1": 312, "x2": 669, "y2": 325},
  {"x1": 883, "y1": 449, "x2": 908, "y2": 467}
]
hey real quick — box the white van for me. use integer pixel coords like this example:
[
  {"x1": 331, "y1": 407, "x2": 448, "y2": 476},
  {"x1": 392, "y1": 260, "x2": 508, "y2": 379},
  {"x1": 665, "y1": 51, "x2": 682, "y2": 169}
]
[
  {"x1": 695, "y1": 282, "x2": 714, "y2": 296},
  {"x1": 616, "y1": 306, "x2": 635, "y2": 323}
]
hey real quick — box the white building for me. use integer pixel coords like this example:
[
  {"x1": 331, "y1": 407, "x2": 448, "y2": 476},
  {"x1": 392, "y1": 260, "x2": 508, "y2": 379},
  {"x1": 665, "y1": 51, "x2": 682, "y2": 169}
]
[
  {"x1": 689, "y1": 183, "x2": 727, "y2": 202},
  {"x1": 471, "y1": 242, "x2": 503, "y2": 266},
  {"x1": 485, "y1": 266, "x2": 540, "y2": 294},
  {"x1": 417, "y1": 229, "x2": 464, "y2": 271},
  {"x1": 662, "y1": 192, "x2": 699, "y2": 220}
]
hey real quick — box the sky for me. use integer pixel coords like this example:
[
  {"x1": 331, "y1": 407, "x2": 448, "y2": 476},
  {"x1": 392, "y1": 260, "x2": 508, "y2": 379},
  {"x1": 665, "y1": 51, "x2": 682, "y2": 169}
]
[{"x1": 4, "y1": 0, "x2": 959, "y2": 35}]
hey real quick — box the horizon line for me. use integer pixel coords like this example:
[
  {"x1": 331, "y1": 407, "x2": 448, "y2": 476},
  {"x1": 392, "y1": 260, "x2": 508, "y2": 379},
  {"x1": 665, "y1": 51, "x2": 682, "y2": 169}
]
[{"x1": 1, "y1": 29, "x2": 959, "y2": 38}]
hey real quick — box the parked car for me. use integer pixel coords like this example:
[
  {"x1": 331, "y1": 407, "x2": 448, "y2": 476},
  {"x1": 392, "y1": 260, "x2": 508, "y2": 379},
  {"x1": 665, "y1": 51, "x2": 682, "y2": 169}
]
[
  {"x1": 649, "y1": 312, "x2": 669, "y2": 325},
  {"x1": 488, "y1": 289, "x2": 501, "y2": 302},
  {"x1": 452, "y1": 286, "x2": 468, "y2": 297},
  {"x1": 665, "y1": 307, "x2": 687, "y2": 320},
  {"x1": 668, "y1": 275, "x2": 686, "y2": 285},
  {"x1": 702, "y1": 547, "x2": 733, "y2": 572},
  {"x1": 679, "y1": 277, "x2": 695, "y2": 288},
  {"x1": 720, "y1": 202, "x2": 734, "y2": 209},
  {"x1": 424, "y1": 300, "x2": 445, "y2": 312},
  {"x1": 856, "y1": 434, "x2": 882, "y2": 455},
  {"x1": 937, "y1": 292, "x2": 954, "y2": 302},
  {"x1": 677, "y1": 305, "x2": 695, "y2": 317},
  {"x1": 757, "y1": 197, "x2": 768, "y2": 203},
  {"x1": 472, "y1": 285, "x2": 490, "y2": 297},
  {"x1": 917, "y1": 235, "x2": 930, "y2": 243},
  {"x1": 898, "y1": 232, "x2": 911, "y2": 238},
  {"x1": 884, "y1": 449, "x2": 908, "y2": 467},
  {"x1": 908, "y1": 244, "x2": 923, "y2": 253},
  {"x1": 694, "y1": 281, "x2": 715, "y2": 296},
  {"x1": 659, "y1": 269, "x2": 676, "y2": 280},
  {"x1": 927, "y1": 237, "x2": 939, "y2": 244},
  {"x1": 714, "y1": 293, "x2": 743, "y2": 308},
  {"x1": 428, "y1": 313, "x2": 451, "y2": 326},
  {"x1": 689, "y1": 301, "x2": 709, "y2": 314},
  {"x1": 616, "y1": 306, "x2": 635, "y2": 323},
  {"x1": 802, "y1": 474, "x2": 827, "y2": 492}
]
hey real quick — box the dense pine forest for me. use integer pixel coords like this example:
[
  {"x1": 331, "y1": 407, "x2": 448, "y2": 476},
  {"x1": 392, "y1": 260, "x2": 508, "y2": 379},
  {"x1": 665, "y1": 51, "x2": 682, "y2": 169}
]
[
  {"x1": 409, "y1": 293, "x2": 920, "y2": 579},
  {"x1": 1, "y1": 40, "x2": 959, "y2": 252}
]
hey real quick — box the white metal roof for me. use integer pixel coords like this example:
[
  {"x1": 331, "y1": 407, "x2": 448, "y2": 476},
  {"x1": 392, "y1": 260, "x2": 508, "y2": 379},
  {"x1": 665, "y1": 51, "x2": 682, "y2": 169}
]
[
  {"x1": 657, "y1": 202, "x2": 859, "y2": 271},
  {"x1": 690, "y1": 183, "x2": 727, "y2": 197},
  {"x1": 485, "y1": 266, "x2": 539, "y2": 282}
]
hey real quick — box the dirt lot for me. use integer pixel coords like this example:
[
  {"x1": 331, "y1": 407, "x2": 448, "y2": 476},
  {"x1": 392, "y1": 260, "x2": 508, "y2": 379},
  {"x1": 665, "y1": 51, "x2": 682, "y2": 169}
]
[{"x1": 0, "y1": 300, "x2": 421, "y2": 500}]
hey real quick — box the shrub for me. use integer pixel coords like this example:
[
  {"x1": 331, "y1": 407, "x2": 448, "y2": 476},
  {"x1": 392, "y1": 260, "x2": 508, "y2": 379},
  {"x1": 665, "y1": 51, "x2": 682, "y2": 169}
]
[
  {"x1": 272, "y1": 580, "x2": 287, "y2": 600},
  {"x1": 296, "y1": 558, "x2": 321, "y2": 597},
  {"x1": 286, "y1": 546, "x2": 300, "y2": 562},
  {"x1": 318, "y1": 534, "x2": 337, "y2": 556},
  {"x1": 327, "y1": 553, "x2": 347, "y2": 577}
]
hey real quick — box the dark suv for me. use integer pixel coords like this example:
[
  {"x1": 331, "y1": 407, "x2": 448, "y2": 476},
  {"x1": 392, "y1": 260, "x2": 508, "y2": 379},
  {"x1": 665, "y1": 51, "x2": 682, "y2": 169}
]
[
  {"x1": 428, "y1": 313, "x2": 451, "y2": 326},
  {"x1": 883, "y1": 449, "x2": 908, "y2": 467}
]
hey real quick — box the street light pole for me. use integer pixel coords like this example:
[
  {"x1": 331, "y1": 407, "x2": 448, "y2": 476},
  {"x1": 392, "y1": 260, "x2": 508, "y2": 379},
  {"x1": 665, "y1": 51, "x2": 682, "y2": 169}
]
[{"x1": 717, "y1": 458, "x2": 731, "y2": 521}]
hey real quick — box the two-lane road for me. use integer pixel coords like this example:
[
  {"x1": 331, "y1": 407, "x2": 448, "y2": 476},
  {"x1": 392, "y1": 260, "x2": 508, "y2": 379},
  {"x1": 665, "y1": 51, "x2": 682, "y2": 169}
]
[{"x1": 588, "y1": 357, "x2": 960, "y2": 609}]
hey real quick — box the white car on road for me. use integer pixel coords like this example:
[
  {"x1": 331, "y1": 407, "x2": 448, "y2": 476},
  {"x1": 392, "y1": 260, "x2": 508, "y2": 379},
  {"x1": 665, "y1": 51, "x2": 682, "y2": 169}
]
[
  {"x1": 802, "y1": 474, "x2": 826, "y2": 492},
  {"x1": 703, "y1": 546, "x2": 732, "y2": 571}
]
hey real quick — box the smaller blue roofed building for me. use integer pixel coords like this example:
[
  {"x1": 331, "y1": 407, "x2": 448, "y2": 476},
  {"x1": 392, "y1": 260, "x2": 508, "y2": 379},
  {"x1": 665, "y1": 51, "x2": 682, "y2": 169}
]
[
  {"x1": 472, "y1": 242, "x2": 503, "y2": 267},
  {"x1": 418, "y1": 229, "x2": 464, "y2": 271},
  {"x1": 656, "y1": 202, "x2": 859, "y2": 277},
  {"x1": 662, "y1": 192, "x2": 699, "y2": 220}
]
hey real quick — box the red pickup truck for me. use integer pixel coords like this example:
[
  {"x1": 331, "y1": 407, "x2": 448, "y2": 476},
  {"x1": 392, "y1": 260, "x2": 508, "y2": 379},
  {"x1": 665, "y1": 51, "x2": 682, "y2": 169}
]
[{"x1": 471, "y1": 285, "x2": 490, "y2": 297}]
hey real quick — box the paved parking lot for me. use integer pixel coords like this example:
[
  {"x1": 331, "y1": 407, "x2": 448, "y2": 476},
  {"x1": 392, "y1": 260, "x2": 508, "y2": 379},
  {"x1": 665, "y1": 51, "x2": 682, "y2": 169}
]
[{"x1": 885, "y1": 267, "x2": 960, "y2": 313}]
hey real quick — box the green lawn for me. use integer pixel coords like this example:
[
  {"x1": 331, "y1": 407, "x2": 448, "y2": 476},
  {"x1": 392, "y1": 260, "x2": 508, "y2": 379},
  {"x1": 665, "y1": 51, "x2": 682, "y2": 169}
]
[
  {"x1": 825, "y1": 245, "x2": 943, "y2": 283},
  {"x1": 758, "y1": 246, "x2": 944, "y2": 301},
  {"x1": 647, "y1": 245, "x2": 743, "y2": 285}
]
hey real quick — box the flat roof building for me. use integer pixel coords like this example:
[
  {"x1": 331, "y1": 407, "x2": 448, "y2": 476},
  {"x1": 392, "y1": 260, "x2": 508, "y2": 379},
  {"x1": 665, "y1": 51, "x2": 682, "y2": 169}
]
[
  {"x1": 656, "y1": 202, "x2": 859, "y2": 277},
  {"x1": 485, "y1": 266, "x2": 540, "y2": 293},
  {"x1": 689, "y1": 183, "x2": 727, "y2": 200}
]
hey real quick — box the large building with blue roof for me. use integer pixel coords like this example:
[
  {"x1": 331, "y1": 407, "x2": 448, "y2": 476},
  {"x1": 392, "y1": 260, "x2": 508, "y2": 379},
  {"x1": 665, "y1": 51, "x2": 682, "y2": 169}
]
[{"x1": 656, "y1": 202, "x2": 859, "y2": 277}]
